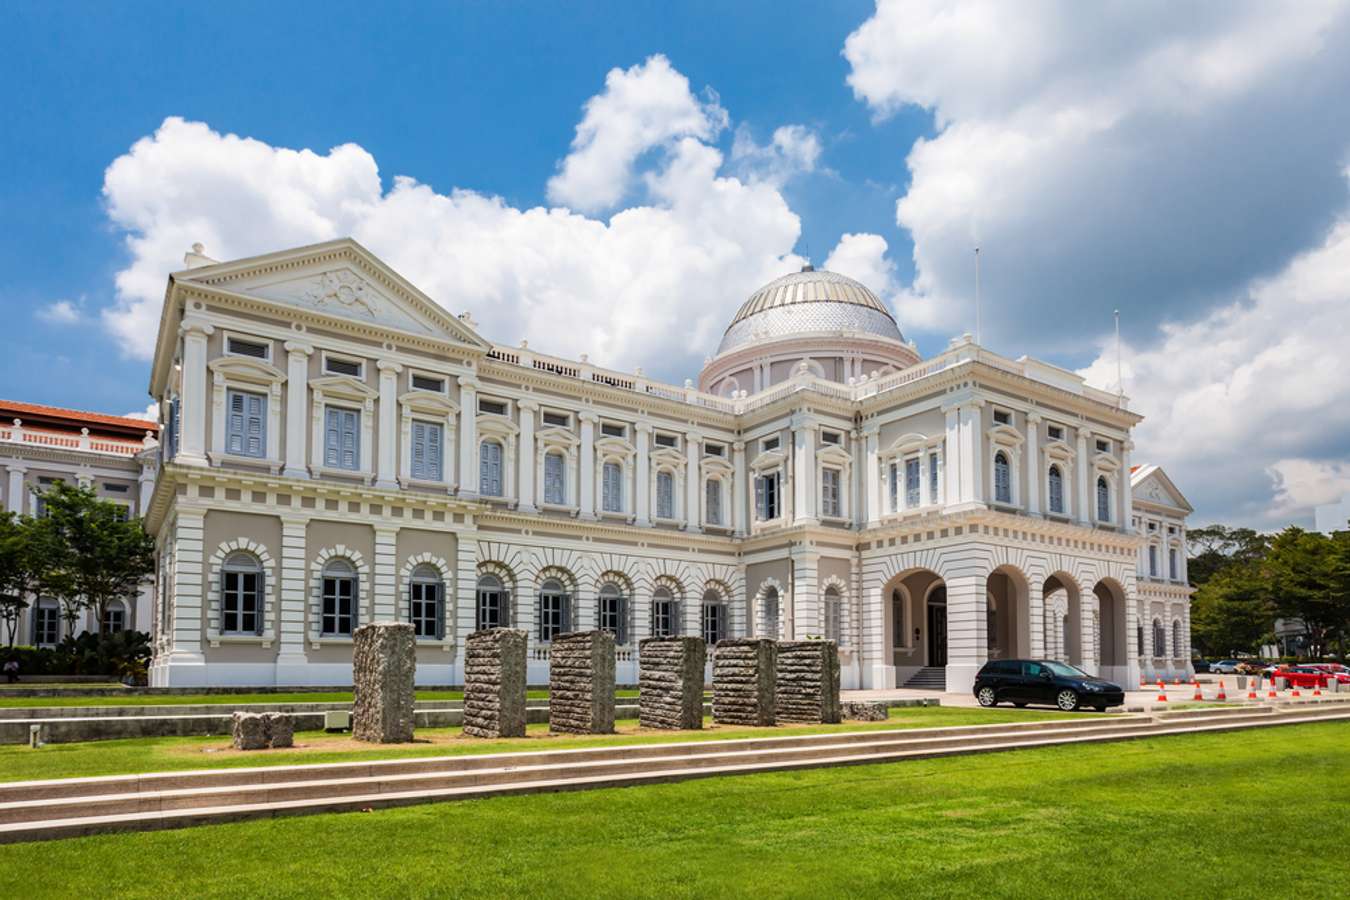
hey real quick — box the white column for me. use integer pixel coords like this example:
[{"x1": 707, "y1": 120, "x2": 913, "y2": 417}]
[
  {"x1": 1075, "y1": 429, "x2": 1091, "y2": 525},
  {"x1": 793, "y1": 417, "x2": 818, "y2": 525},
  {"x1": 732, "y1": 440, "x2": 746, "y2": 537},
  {"x1": 943, "y1": 405, "x2": 961, "y2": 507},
  {"x1": 579, "y1": 412, "x2": 597, "y2": 520},
  {"x1": 944, "y1": 573, "x2": 985, "y2": 695},
  {"x1": 282, "y1": 341, "x2": 312, "y2": 479},
  {"x1": 634, "y1": 422, "x2": 651, "y2": 527},
  {"x1": 375, "y1": 361, "x2": 401, "y2": 490},
  {"x1": 178, "y1": 321, "x2": 213, "y2": 467},
  {"x1": 1025, "y1": 412, "x2": 1041, "y2": 516},
  {"x1": 1027, "y1": 579, "x2": 1045, "y2": 658},
  {"x1": 684, "y1": 431, "x2": 701, "y2": 532},
  {"x1": 791, "y1": 550, "x2": 818, "y2": 640},
  {"x1": 864, "y1": 427, "x2": 880, "y2": 526},
  {"x1": 1121, "y1": 439, "x2": 1134, "y2": 532},
  {"x1": 166, "y1": 509, "x2": 206, "y2": 684},
  {"x1": 275, "y1": 515, "x2": 309, "y2": 680},
  {"x1": 964, "y1": 402, "x2": 984, "y2": 504},
  {"x1": 457, "y1": 376, "x2": 479, "y2": 499},
  {"x1": 1080, "y1": 593, "x2": 1098, "y2": 675},
  {"x1": 373, "y1": 526, "x2": 398, "y2": 622},
  {"x1": 137, "y1": 463, "x2": 155, "y2": 516},
  {"x1": 517, "y1": 400, "x2": 538, "y2": 513},
  {"x1": 6, "y1": 464, "x2": 26, "y2": 514}
]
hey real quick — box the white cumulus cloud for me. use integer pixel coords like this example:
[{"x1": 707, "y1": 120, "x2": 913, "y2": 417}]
[{"x1": 37, "y1": 299, "x2": 84, "y2": 325}]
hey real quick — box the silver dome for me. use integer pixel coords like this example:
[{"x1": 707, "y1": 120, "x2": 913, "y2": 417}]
[{"x1": 716, "y1": 267, "x2": 904, "y2": 356}]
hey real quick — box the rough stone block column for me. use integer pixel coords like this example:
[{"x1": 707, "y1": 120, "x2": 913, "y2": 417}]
[
  {"x1": 840, "y1": 700, "x2": 888, "y2": 721},
  {"x1": 265, "y1": 713, "x2": 295, "y2": 748},
  {"x1": 231, "y1": 712, "x2": 268, "y2": 750},
  {"x1": 712, "y1": 639, "x2": 776, "y2": 726},
  {"x1": 639, "y1": 636, "x2": 706, "y2": 729},
  {"x1": 549, "y1": 631, "x2": 616, "y2": 734},
  {"x1": 463, "y1": 628, "x2": 528, "y2": 738},
  {"x1": 776, "y1": 641, "x2": 841, "y2": 724},
  {"x1": 352, "y1": 622, "x2": 417, "y2": 743}
]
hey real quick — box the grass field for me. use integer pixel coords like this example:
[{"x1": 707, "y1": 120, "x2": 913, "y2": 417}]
[
  {"x1": 0, "y1": 689, "x2": 641, "y2": 708},
  {"x1": 0, "y1": 706, "x2": 1070, "y2": 783},
  {"x1": 0, "y1": 719, "x2": 1344, "y2": 898}
]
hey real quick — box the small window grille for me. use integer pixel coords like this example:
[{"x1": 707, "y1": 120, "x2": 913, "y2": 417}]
[
  {"x1": 411, "y1": 373, "x2": 445, "y2": 393},
  {"x1": 761, "y1": 436, "x2": 780, "y2": 452},
  {"x1": 601, "y1": 422, "x2": 626, "y2": 439},
  {"x1": 324, "y1": 356, "x2": 363, "y2": 378},
  {"x1": 1047, "y1": 425, "x2": 1065, "y2": 441},
  {"x1": 1095, "y1": 439, "x2": 1111, "y2": 453},
  {"x1": 103, "y1": 483, "x2": 130, "y2": 493},
  {"x1": 993, "y1": 410, "x2": 1011, "y2": 426},
  {"x1": 227, "y1": 337, "x2": 270, "y2": 360},
  {"x1": 821, "y1": 430, "x2": 842, "y2": 446},
  {"x1": 653, "y1": 433, "x2": 678, "y2": 449},
  {"x1": 478, "y1": 398, "x2": 508, "y2": 416},
  {"x1": 704, "y1": 443, "x2": 725, "y2": 457},
  {"x1": 542, "y1": 410, "x2": 571, "y2": 428}
]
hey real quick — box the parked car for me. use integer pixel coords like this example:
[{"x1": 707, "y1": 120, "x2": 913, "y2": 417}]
[
  {"x1": 1210, "y1": 659, "x2": 1243, "y2": 674},
  {"x1": 1192, "y1": 659, "x2": 1212, "y2": 674},
  {"x1": 1271, "y1": 667, "x2": 1331, "y2": 689},
  {"x1": 1302, "y1": 664, "x2": 1350, "y2": 685},
  {"x1": 973, "y1": 659, "x2": 1125, "y2": 712}
]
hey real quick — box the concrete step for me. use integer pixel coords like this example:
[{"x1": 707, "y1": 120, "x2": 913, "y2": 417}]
[{"x1": 2, "y1": 704, "x2": 1346, "y2": 843}]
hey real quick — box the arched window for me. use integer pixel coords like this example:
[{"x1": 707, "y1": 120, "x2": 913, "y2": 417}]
[
  {"x1": 543, "y1": 452, "x2": 566, "y2": 505},
  {"x1": 701, "y1": 588, "x2": 726, "y2": 645},
  {"x1": 762, "y1": 587, "x2": 779, "y2": 638},
  {"x1": 475, "y1": 574, "x2": 508, "y2": 631},
  {"x1": 408, "y1": 564, "x2": 444, "y2": 639},
  {"x1": 994, "y1": 451, "x2": 1011, "y2": 504},
  {"x1": 597, "y1": 582, "x2": 627, "y2": 643},
  {"x1": 537, "y1": 578, "x2": 570, "y2": 642},
  {"x1": 1096, "y1": 476, "x2": 1110, "y2": 522},
  {"x1": 222, "y1": 551, "x2": 264, "y2": 635},
  {"x1": 1152, "y1": 618, "x2": 1165, "y2": 657},
  {"x1": 602, "y1": 461, "x2": 623, "y2": 512},
  {"x1": 705, "y1": 478, "x2": 722, "y2": 526},
  {"x1": 823, "y1": 585, "x2": 842, "y2": 643},
  {"x1": 1172, "y1": 620, "x2": 1182, "y2": 659},
  {"x1": 1047, "y1": 465, "x2": 1064, "y2": 514},
  {"x1": 656, "y1": 470, "x2": 675, "y2": 519},
  {"x1": 101, "y1": 600, "x2": 128, "y2": 634},
  {"x1": 479, "y1": 440, "x2": 504, "y2": 496},
  {"x1": 651, "y1": 586, "x2": 677, "y2": 637},
  {"x1": 321, "y1": 559, "x2": 358, "y2": 636}
]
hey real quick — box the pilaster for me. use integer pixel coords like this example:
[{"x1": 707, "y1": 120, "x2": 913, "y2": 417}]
[
  {"x1": 1025, "y1": 412, "x2": 1041, "y2": 516},
  {"x1": 579, "y1": 412, "x2": 598, "y2": 521},
  {"x1": 634, "y1": 422, "x2": 651, "y2": 527},
  {"x1": 1075, "y1": 428, "x2": 1091, "y2": 525},
  {"x1": 791, "y1": 550, "x2": 819, "y2": 640},
  {"x1": 1121, "y1": 440, "x2": 1134, "y2": 532},
  {"x1": 792, "y1": 415, "x2": 818, "y2": 526},
  {"x1": 731, "y1": 440, "x2": 746, "y2": 537},
  {"x1": 177, "y1": 321, "x2": 213, "y2": 467},
  {"x1": 375, "y1": 361, "x2": 402, "y2": 490},
  {"x1": 457, "y1": 376, "x2": 479, "y2": 500},
  {"x1": 373, "y1": 526, "x2": 399, "y2": 622},
  {"x1": 684, "y1": 431, "x2": 701, "y2": 532},
  {"x1": 6, "y1": 464, "x2": 26, "y2": 515},
  {"x1": 944, "y1": 574, "x2": 986, "y2": 695},
  {"x1": 275, "y1": 516, "x2": 310, "y2": 677},
  {"x1": 517, "y1": 400, "x2": 538, "y2": 514},
  {"x1": 863, "y1": 426, "x2": 880, "y2": 527},
  {"x1": 282, "y1": 341, "x2": 312, "y2": 479}
]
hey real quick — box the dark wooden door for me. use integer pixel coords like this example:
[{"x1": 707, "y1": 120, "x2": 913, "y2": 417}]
[{"x1": 927, "y1": 602, "x2": 947, "y2": 667}]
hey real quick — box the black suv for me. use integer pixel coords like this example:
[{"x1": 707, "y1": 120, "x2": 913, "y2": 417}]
[{"x1": 973, "y1": 659, "x2": 1125, "y2": 711}]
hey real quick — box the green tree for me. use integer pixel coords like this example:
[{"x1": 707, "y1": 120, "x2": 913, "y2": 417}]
[
  {"x1": 1189, "y1": 561, "x2": 1273, "y2": 656},
  {"x1": 1264, "y1": 527, "x2": 1350, "y2": 659},
  {"x1": 0, "y1": 512, "x2": 60, "y2": 648},
  {"x1": 1186, "y1": 524, "x2": 1269, "y2": 588},
  {"x1": 39, "y1": 483, "x2": 155, "y2": 637}
]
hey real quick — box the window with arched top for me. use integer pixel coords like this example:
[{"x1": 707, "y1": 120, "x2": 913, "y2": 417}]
[
  {"x1": 537, "y1": 578, "x2": 571, "y2": 642},
  {"x1": 597, "y1": 582, "x2": 628, "y2": 643},
  {"x1": 222, "y1": 551, "x2": 264, "y2": 635},
  {"x1": 994, "y1": 451, "x2": 1011, "y2": 504},
  {"x1": 101, "y1": 600, "x2": 127, "y2": 635},
  {"x1": 823, "y1": 585, "x2": 842, "y2": 643},
  {"x1": 321, "y1": 559, "x2": 358, "y2": 636},
  {"x1": 543, "y1": 452, "x2": 566, "y2": 505},
  {"x1": 762, "y1": 587, "x2": 780, "y2": 638},
  {"x1": 651, "y1": 585, "x2": 678, "y2": 637},
  {"x1": 701, "y1": 588, "x2": 726, "y2": 645},
  {"x1": 1152, "y1": 618, "x2": 1165, "y2": 657},
  {"x1": 408, "y1": 563, "x2": 444, "y2": 639},
  {"x1": 1047, "y1": 465, "x2": 1065, "y2": 514},
  {"x1": 479, "y1": 440, "x2": 504, "y2": 496},
  {"x1": 1172, "y1": 620, "x2": 1182, "y2": 659},
  {"x1": 475, "y1": 574, "x2": 508, "y2": 631},
  {"x1": 1096, "y1": 475, "x2": 1111, "y2": 522},
  {"x1": 656, "y1": 470, "x2": 675, "y2": 519},
  {"x1": 1136, "y1": 624, "x2": 1145, "y2": 657}
]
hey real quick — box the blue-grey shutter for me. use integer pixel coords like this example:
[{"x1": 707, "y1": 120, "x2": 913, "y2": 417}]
[
  {"x1": 227, "y1": 391, "x2": 245, "y2": 455},
  {"x1": 705, "y1": 479, "x2": 719, "y2": 525},
  {"x1": 325, "y1": 408, "x2": 341, "y2": 468},
  {"x1": 657, "y1": 471, "x2": 673, "y2": 518},
  {"x1": 411, "y1": 421, "x2": 426, "y2": 479},
  {"x1": 479, "y1": 441, "x2": 502, "y2": 495},
  {"x1": 544, "y1": 453, "x2": 564, "y2": 504},
  {"x1": 754, "y1": 475, "x2": 765, "y2": 520},
  {"x1": 929, "y1": 452, "x2": 939, "y2": 503},
  {"x1": 341, "y1": 410, "x2": 358, "y2": 470},
  {"x1": 426, "y1": 423, "x2": 442, "y2": 481}
]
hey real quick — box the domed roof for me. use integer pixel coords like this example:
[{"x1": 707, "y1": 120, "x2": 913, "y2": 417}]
[{"x1": 716, "y1": 265, "x2": 904, "y2": 356}]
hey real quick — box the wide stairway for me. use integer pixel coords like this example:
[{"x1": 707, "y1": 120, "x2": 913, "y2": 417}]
[
  {"x1": 903, "y1": 667, "x2": 946, "y2": 690},
  {"x1": 2, "y1": 702, "x2": 1347, "y2": 843}
]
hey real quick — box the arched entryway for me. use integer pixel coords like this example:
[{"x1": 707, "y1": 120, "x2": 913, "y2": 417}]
[
  {"x1": 986, "y1": 566, "x2": 1030, "y2": 660},
  {"x1": 879, "y1": 568, "x2": 947, "y2": 690},
  {"x1": 1093, "y1": 579, "x2": 1129, "y2": 684},
  {"x1": 1042, "y1": 572, "x2": 1082, "y2": 665}
]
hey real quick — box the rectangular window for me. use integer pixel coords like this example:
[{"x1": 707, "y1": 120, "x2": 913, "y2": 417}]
[
  {"x1": 888, "y1": 464, "x2": 898, "y2": 512},
  {"x1": 754, "y1": 471, "x2": 779, "y2": 520},
  {"x1": 993, "y1": 409, "x2": 1011, "y2": 426},
  {"x1": 225, "y1": 389, "x2": 267, "y2": 459},
  {"x1": 705, "y1": 478, "x2": 722, "y2": 525},
  {"x1": 704, "y1": 443, "x2": 725, "y2": 457},
  {"x1": 544, "y1": 453, "x2": 566, "y2": 504},
  {"x1": 323, "y1": 407, "x2": 360, "y2": 471},
  {"x1": 905, "y1": 457, "x2": 921, "y2": 508},
  {"x1": 321, "y1": 577, "x2": 357, "y2": 636},
  {"x1": 928, "y1": 452, "x2": 940, "y2": 504},
  {"x1": 761, "y1": 436, "x2": 780, "y2": 453},
  {"x1": 1047, "y1": 425, "x2": 1065, "y2": 441},
  {"x1": 821, "y1": 467, "x2": 841, "y2": 518},
  {"x1": 102, "y1": 606, "x2": 126, "y2": 634},
  {"x1": 702, "y1": 602, "x2": 725, "y2": 646},
  {"x1": 824, "y1": 596, "x2": 842, "y2": 643},
  {"x1": 598, "y1": 594, "x2": 627, "y2": 643},
  {"x1": 602, "y1": 461, "x2": 623, "y2": 512},
  {"x1": 409, "y1": 581, "x2": 442, "y2": 639},
  {"x1": 222, "y1": 569, "x2": 261, "y2": 635},
  {"x1": 1148, "y1": 545, "x2": 1158, "y2": 577},
  {"x1": 542, "y1": 410, "x2": 571, "y2": 428},
  {"x1": 479, "y1": 441, "x2": 504, "y2": 496},
  {"x1": 410, "y1": 373, "x2": 445, "y2": 393},
  {"x1": 226, "y1": 336, "x2": 270, "y2": 361},
  {"x1": 1095, "y1": 438, "x2": 1111, "y2": 453},
  {"x1": 651, "y1": 599, "x2": 677, "y2": 637},
  {"x1": 476, "y1": 585, "x2": 507, "y2": 631},
  {"x1": 821, "y1": 430, "x2": 842, "y2": 446},
  {"x1": 34, "y1": 604, "x2": 59, "y2": 646},
  {"x1": 601, "y1": 422, "x2": 626, "y2": 439},
  {"x1": 478, "y1": 398, "x2": 508, "y2": 416},
  {"x1": 103, "y1": 483, "x2": 130, "y2": 493},
  {"x1": 653, "y1": 433, "x2": 678, "y2": 449},
  {"x1": 111, "y1": 505, "x2": 130, "y2": 523},
  {"x1": 537, "y1": 592, "x2": 569, "y2": 642},
  {"x1": 656, "y1": 470, "x2": 675, "y2": 519},
  {"x1": 410, "y1": 420, "x2": 444, "y2": 481},
  {"x1": 324, "y1": 356, "x2": 363, "y2": 378},
  {"x1": 1168, "y1": 548, "x2": 1178, "y2": 580}
]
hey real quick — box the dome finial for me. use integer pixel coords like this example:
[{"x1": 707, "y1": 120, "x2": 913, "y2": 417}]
[{"x1": 800, "y1": 262, "x2": 814, "y2": 273}]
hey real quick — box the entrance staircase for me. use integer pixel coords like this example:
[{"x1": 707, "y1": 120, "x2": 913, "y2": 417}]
[
  {"x1": 2, "y1": 701, "x2": 1347, "y2": 844},
  {"x1": 903, "y1": 667, "x2": 947, "y2": 690}
]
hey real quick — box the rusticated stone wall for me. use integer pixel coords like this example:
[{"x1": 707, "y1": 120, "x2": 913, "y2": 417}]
[
  {"x1": 549, "y1": 631, "x2": 616, "y2": 734},
  {"x1": 463, "y1": 628, "x2": 528, "y2": 738},
  {"x1": 776, "y1": 641, "x2": 841, "y2": 724},
  {"x1": 712, "y1": 639, "x2": 776, "y2": 726},
  {"x1": 639, "y1": 636, "x2": 706, "y2": 730},
  {"x1": 352, "y1": 622, "x2": 417, "y2": 743}
]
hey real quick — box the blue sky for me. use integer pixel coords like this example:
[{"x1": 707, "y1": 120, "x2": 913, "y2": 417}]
[{"x1": 3, "y1": 1, "x2": 1350, "y2": 529}]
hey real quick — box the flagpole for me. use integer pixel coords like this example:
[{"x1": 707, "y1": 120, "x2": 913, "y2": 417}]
[{"x1": 974, "y1": 247, "x2": 981, "y2": 345}]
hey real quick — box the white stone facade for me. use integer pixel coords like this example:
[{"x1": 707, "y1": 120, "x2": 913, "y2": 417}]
[{"x1": 138, "y1": 238, "x2": 1193, "y2": 690}]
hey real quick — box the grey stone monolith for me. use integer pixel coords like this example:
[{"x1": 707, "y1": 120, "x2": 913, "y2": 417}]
[
  {"x1": 639, "y1": 636, "x2": 706, "y2": 730},
  {"x1": 841, "y1": 700, "x2": 889, "y2": 721},
  {"x1": 231, "y1": 711, "x2": 268, "y2": 750},
  {"x1": 712, "y1": 639, "x2": 776, "y2": 726},
  {"x1": 549, "y1": 631, "x2": 616, "y2": 734},
  {"x1": 352, "y1": 621, "x2": 417, "y2": 743},
  {"x1": 776, "y1": 640, "x2": 841, "y2": 724},
  {"x1": 464, "y1": 628, "x2": 528, "y2": 738},
  {"x1": 265, "y1": 712, "x2": 295, "y2": 748}
]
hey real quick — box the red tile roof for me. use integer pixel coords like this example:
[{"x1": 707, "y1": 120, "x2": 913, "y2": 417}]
[{"x1": 0, "y1": 399, "x2": 159, "y2": 437}]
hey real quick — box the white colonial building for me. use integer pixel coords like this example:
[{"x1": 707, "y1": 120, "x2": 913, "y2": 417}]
[{"x1": 135, "y1": 238, "x2": 1192, "y2": 690}]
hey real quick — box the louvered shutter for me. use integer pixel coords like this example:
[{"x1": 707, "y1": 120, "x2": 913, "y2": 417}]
[
  {"x1": 227, "y1": 391, "x2": 246, "y2": 454},
  {"x1": 340, "y1": 410, "x2": 358, "y2": 470},
  {"x1": 426, "y1": 423, "x2": 442, "y2": 481},
  {"x1": 411, "y1": 422, "x2": 427, "y2": 479},
  {"x1": 754, "y1": 475, "x2": 765, "y2": 520},
  {"x1": 325, "y1": 408, "x2": 341, "y2": 468},
  {"x1": 245, "y1": 392, "x2": 265, "y2": 457}
]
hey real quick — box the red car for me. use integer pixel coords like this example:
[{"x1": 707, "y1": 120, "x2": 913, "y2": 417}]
[
  {"x1": 1303, "y1": 663, "x2": 1350, "y2": 685},
  {"x1": 1272, "y1": 666, "x2": 1332, "y2": 688}
]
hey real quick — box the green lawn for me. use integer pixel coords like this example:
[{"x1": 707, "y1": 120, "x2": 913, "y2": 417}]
[
  {"x1": 0, "y1": 706, "x2": 1070, "y2": 783},
  {"x1": 0, "y1": 688, "x2": 641, "y2": 708},
  {"x1": 0, "y1": 720, "x2": 1344, "y2": 898}
]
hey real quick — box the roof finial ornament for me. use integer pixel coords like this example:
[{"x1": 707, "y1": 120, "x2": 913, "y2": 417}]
[{"x1": 183, "y1": 242, "x2": 217, "y2": 269}]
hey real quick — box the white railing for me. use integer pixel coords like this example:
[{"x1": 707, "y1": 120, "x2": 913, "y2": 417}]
[{"x1": 0, "y1": 422, "x2": 153, "y2": 458}]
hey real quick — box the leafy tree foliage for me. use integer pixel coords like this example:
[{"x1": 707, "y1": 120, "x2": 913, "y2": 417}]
[{"x1": 0, "y1": 511, "x2": 62, "y2": 648}]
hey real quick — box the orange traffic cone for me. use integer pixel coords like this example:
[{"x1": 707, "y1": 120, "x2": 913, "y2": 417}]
[
  {"x1": 1192, "y1": 684, "x2": 1203, "y2": 701},
  {"x1": 1267, "y1": 680, "x2": 1278, "y2": 699},
  {"x1": 1216, "y1": 680, "x2": 1227, "y2": 701},
  {"x1": 1247, "y1": 679, "x2": 1258, "y2": 700},
  {"x1": 1291, "y1": 686, "x2": 1302, "y2": 697},
  {"x1": 1156, "y1": 685, "x2": 1169, "y2": 703},
  {"x1": 1313, "y1": 684, "x2": 1322, "y2": 696}
]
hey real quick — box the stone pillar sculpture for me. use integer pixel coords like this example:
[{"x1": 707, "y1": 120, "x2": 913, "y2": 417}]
[
  {"x1": 639, "y1": 636, "x2": 706, "y2": 730},
  {"x1": 712, "y1": 638, "x2": 776, "y2": 726},
  {"x1": 463, "y1": 628, "x2": 528, "y2": 738},
  {"x1": 549, "y1": 631, "x2": 616, "y2": 734},
  {"x1": 352, "y1": 622, "x2": 417, "y2": 743},
  {"x1": 776, "y1": 640, "x2": 841, "y2": 724}
]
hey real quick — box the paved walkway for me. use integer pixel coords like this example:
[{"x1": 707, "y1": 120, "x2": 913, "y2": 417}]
[{"x1": 842, "y1": 684, "x2": 1350, "y2": 713}]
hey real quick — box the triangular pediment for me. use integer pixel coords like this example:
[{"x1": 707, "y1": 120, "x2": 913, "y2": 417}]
[
  {"x1": 1131, "y1": 465, "x2": 1192, "y2": 512},
  {"x1": 176, "y1": 239, "x2": 490, "y2": 350}
]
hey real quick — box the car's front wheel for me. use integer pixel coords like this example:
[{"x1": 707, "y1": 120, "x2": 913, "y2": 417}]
[
  {"x1": 976, "y1": 686, "x2": 997, "y2": 707},
  {"x1": 1056, "y1": 689, "x2": 1080, "y2": 711}
]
